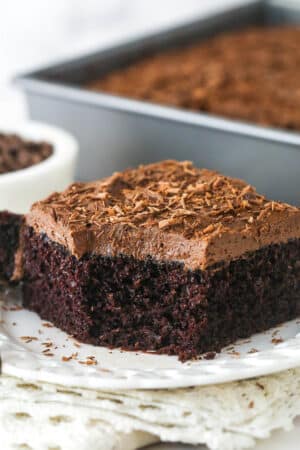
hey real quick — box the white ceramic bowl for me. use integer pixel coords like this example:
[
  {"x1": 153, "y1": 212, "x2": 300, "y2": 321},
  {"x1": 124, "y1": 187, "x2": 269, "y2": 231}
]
[{"x1": 0, "y1": 121, "x2": 78, "y2": 213}]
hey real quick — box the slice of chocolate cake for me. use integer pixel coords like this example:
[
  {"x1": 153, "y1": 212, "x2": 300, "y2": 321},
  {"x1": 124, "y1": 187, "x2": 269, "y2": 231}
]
[
  {"x1": 22, "y1": 161, "x2": 300, "y2": 360},
  {"x1": 0, "y1": 211, "x2": 23, "y2": 282}
]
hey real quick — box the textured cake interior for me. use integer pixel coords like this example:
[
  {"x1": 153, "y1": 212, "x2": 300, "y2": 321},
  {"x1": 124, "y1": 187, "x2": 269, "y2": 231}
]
[
  {"x1": 0, "y1": 212, "x2": 22, "y2": 281},
  {"x1": 22, "y1": 227, "x2": 300, "y2": 361}
]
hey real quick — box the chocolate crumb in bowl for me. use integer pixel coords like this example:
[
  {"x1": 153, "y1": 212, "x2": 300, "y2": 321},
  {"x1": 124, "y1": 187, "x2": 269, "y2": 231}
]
[{"x1": 0, "y1": 133, "x2": 53, "y2": 175}]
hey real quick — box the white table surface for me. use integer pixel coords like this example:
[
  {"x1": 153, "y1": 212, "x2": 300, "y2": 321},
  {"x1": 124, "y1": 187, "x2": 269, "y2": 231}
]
[{"x1": 0, "y1": 1, "x2": 299, "y2": 448}]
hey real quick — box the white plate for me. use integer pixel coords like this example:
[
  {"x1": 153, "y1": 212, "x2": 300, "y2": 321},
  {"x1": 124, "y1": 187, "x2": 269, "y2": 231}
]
[{"x1": 1, "y1": 286, "x2": 300, "y2": 390}]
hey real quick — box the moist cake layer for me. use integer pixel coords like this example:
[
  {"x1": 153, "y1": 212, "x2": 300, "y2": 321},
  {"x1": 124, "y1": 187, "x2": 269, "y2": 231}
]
[
  {"x1": 87, "y1": 26, "x2": 300, "y2": 131},
  {"x1": 0, "y1": 211, "x2": 23, "y2": 281},
  {"x1": 22, "y1": 227, "x2": 300, "y2": 361},
  {"x1": 26, "y1": 161, "x2": 300, "y2": 271}
]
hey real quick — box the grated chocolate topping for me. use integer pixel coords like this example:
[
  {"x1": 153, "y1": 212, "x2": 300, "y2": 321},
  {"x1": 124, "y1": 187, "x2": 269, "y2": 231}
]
[
  {"x1": 27, "y1": 161, "x2": 300, "y2": 269},
  {"x1": 36, "y1": 160, "x2": 297, "y2": 236}
]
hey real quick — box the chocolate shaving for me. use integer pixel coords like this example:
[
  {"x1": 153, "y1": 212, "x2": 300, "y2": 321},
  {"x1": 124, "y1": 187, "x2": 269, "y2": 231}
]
[{"x1": 32, "y1": 160, "x2": 299, "y2": 242}]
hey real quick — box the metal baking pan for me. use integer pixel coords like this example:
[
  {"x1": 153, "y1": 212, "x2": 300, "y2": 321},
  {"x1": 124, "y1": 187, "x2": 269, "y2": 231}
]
[{"x1": 16, "y1": 0, "x2": 300, "y2": 205}]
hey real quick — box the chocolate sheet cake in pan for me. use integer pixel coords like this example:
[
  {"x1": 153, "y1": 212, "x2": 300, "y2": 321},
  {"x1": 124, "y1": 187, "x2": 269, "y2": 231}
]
[
  {"x1": 16, "y1": 1, "x2": 300, "y2": 204},
  {"x1": 14, "y1": 160, "x2": 300, "y2": 361},
  {"x1": 88, "y1": 26, "x2": 300, "y2": 132}
]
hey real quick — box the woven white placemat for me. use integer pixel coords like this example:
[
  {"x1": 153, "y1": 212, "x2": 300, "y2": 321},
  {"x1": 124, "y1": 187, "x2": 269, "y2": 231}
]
[
  {"x1": 0, "y1": 367, "x2": 299, "y2": 450},
  {"x1": 0, "y1": 378, "x2": 156, "y2": 449}
]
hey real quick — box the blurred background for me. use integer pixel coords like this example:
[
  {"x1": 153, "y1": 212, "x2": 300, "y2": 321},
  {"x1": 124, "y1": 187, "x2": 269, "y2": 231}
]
[
  {"x1": 0, "y1": 0, "x2": 239, "y2": 120},
  {"x1": 1, "y1": 0, "x2": 300, "y2": 204}
]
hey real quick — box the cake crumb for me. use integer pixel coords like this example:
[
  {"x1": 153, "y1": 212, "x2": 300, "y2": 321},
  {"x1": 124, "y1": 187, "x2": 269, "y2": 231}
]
[
  {"x1": 99, "y1": 367, "x2": 111, "y2": 373},
  {"x1": 248, "y1": 348, "x2": 258, "y2": 354},
  {"x1": 240, "y1": 339, "x2": 251, "y2": 344},
  {"x1": 9, "y1": 305, "x2": 23, "y2": 311},
  {"x1": 20, "y1": 336, "x2": 38, "y2": 343},
  {"x1": 42, "y1": 349, "x2": 52, "y2": 354},
  {"x1": 41, "y1": 342, "x2": 53, "y2": 348},
  {"x1": 227, "y1": 351, "x2": 240, "y2": 357},
  {"x1": 203, "y1": 351, "x2": 216, "y2": 360},
  {"x1": 62, "y1": 352, "x2": 78, "y2": 362},
  {"x1": 271, "y1": 337, "x2": 283, "y2": 345},
  {"x1": 42, "y1": 322, "x2": 54, "y2": 328},
  {"x1": 78, "y1": 356, "x2": 98, "y2": 366}
]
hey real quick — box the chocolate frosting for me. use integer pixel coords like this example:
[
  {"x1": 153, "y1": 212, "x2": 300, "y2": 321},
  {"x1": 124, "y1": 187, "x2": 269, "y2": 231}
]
[{"x1": 26, "y1": 161, "x2": 300, "y2": 270}]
